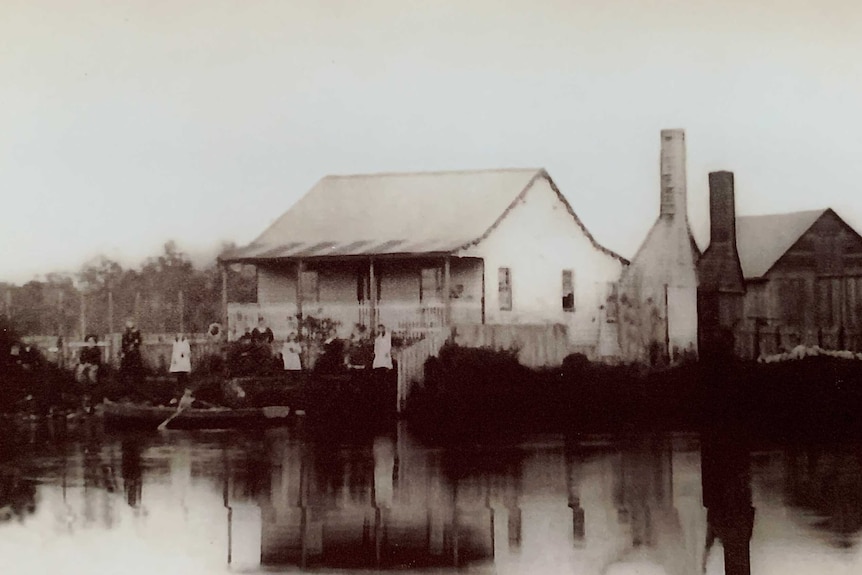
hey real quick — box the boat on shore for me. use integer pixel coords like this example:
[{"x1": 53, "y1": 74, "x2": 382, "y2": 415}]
[{"x1": 101, "y1": 400, "x2": 293, "y2": 429}]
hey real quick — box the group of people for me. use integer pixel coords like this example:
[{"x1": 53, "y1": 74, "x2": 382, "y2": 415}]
[
  {"x1": 279, "y1": 323, "x2": 394, "y2": 378},
  {"x1": 74, "y1": 320, "x2": 191, "y2": 388}
]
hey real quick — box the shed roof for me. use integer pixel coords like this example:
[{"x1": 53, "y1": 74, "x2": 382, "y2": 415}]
[
  {"x1": 221, "y1": 168, "x2": 625, "y2": 263},
  {"x1": 736, "y1": 209, "x2": 826, "y2": 279}
]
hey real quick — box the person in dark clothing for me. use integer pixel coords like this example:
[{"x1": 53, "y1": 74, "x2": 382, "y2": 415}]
[
  {"x1": 77, "y1": 336, "x2": 101, "y2": 385},
  {"x1": 251, "y1": 317, "x2": 274, "y2": 344},
  {"x1": 120, "y1": 319, "x2": 143, "y2": 383},
  {"x1": 17, "y1": 344, "x2": 40, "y2": 371},
  {"x1": 315, "y1": 328, "x2": 345, "y2": 374},
  {"x1": 346, "y1": 324, "x2": 371, "y2": 369}
]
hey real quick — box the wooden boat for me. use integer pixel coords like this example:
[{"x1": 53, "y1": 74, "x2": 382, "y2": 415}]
[{"x1": 101, "y1": 400, "x2": 292, "y2": 429}]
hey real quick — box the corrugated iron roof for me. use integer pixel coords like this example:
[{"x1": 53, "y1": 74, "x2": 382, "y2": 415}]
[
  {"x1": 221, "y1": 168, "x2": 626, "y2": 263},
  {"x1": 736, "y1": 209, "x2": 826, "y2": 279}
]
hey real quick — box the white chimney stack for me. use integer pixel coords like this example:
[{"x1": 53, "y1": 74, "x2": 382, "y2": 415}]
[{"x1": 659, "y1": 129, "x2": 687, "y2": 219}]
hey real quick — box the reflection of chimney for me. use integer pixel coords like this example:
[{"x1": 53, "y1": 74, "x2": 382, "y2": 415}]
[
  {"x1": 708, "y1": 171, "x2": 737, "y2": 249},
  {"x1": 659, "y1": 129, "x2": 687, "y2": 219}
]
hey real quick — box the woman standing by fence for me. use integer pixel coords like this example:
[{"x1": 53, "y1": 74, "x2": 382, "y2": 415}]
[{"x1": 170, "y1": 333, "x2": 191, "y2": 387}]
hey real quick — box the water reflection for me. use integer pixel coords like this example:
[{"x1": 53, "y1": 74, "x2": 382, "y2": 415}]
[
  {"x1": 256, "y1": 429, "x2": 495, "y2": 569},
  {"x1": 2, "y1": 421, "x2": 862, "y2": 574},
  {"x1": 701, "y1": 433, "x2": 754, "y2": 575},
  {"x1": 783, "y1": 445, "x2": 862, "y2": 547}
]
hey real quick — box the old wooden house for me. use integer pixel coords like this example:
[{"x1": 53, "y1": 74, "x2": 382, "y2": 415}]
[
  {"x1": 737, "y1": 207, "x2": 862, "y2": 353},
  {"x1": 219, "y1": 168, "x2": 627, "y2": 357}
]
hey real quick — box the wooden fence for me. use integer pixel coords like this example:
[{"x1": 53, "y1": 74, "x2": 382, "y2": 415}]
[
  {"x1": 451, "y1": 324, "x2": 576, "y2": 369},
  {"x1": 395, "y1": 327, "x2": 451, "y2": 414},
  {"x1": 21, "y1": 332, "x2": 222, "y2": 373},
  {"x1": 732, "y1": 325, "x2": 862, "y2": 360}
]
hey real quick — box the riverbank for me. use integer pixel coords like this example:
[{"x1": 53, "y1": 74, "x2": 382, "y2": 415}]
[
  {"x1": 5, "y1": 343, "x2": 862, "y2": 441},
  {"x1": 408, "y1": 345, "x2": 862, "y2": 442}
]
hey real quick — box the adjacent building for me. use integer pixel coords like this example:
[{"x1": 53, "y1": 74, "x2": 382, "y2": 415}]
[
  {"x1": 219, "y1": 168, "x2": 627, "y2": 354},
  {"x1": 616, "y1": 129, "x2": 700, "y2": 365},
  {"x1": 737, "y1": 207, "x2": 862, "y2": 353}
]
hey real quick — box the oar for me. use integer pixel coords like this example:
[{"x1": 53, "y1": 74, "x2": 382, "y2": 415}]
[
  {"x1": 158, "y1": 388, "x2": 196, "y2": 431},
  {"x1": 157, "y1": 406, "x2": 187, "y2": 431}
]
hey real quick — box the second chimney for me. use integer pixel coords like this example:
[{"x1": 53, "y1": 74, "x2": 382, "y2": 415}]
[{"x1": 708, "y1": 171, "x2": 737, "y2": 249}]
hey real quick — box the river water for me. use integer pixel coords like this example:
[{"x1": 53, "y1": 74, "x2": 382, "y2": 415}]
[{"x1": 1, "y1": 418, "x2": 861, "y2": 575}]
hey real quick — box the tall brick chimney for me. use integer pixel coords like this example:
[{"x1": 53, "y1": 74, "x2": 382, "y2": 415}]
[
  {"x1": 659, "y1": 129, "x2": 687, "y2": 219},
  {"x1": 697, "y1": 170, "x2": 744, "y2": 293},
  {"x1": 697, "y1": 169, "x2": 745, "y2": 361},
  {"x1": 708, "y1": 171, "x2": 737, "y2": 249}
]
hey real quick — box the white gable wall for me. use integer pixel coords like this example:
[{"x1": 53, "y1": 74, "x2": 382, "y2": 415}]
[{"x1": 459, "y1": 176, "x2": 625, "y2": 347}]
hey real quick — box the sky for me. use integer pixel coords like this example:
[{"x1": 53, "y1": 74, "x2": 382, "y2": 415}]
[{"x1": 2, "y1": 0, "x2": 862, "y2": 283}]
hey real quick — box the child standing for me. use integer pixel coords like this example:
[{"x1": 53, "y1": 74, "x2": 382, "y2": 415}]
[
  {"x1": 281, "y1": 332, "x2": 303, "y2": 384},
  {"x1": 170, "y1": 333, "x2": 191, "y2": 387}
]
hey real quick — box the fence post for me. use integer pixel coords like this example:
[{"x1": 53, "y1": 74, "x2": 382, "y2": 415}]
[
  {"x1": 179, "y1": 289, "x2": 185, "y2": 334},
  {"x1": 108, "y1": 288, "x2": 114, "y2": 334},
  {"x1": 79, "y1": 290, "x2": 87, "y2": 340},
  {"x1": 135, "y1": 291, "x2": 142, "y2": 327}
]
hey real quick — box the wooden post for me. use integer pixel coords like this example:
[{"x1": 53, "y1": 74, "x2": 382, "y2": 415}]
[
  {"x1": 296, "y1": 259, "x2": 304, "y2": 335},
  {"x1": 443, "y1": 256, "x2": 452, "y2": 326},
  {"x1": 221, "y1": 264, "x2": 228, "y2": 332},
  {"x1": 664, "y1": 283, "x2": 670, "y2": 363},
  {"x1": 107, "y1": 288, "x2": 114, "y2": 334},
  {"x1": 178, "y1": 289, "x2": 185, "y2": 334},
  {"x1": 134, "y1": 291, "x2": 142, "y2": 326},
  {"x1": 369, "y1": 259, "x2": 377, "y2": 328},
  {"x1": 480, "y1": 260, "x2": 486, "y2": 325},
  {"x1": 57, "y1": 290, "x2": 64, "y2": 336},
  {"x1": 80, "y1": 290, "x2": 87, "y2": 340}
]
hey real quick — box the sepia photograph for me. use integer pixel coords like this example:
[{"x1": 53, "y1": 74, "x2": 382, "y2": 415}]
[{"x1": 2, "y1": 1, "x2": 862, "y2": 574}]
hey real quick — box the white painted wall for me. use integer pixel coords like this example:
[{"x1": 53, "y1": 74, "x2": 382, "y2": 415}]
[{"x1": 459, "y1": 175, "x2": 625, "y2": 348}]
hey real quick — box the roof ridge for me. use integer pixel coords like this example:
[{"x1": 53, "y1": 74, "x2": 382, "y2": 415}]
[
  {"x1": 321, "y1": 167, "x2": 544, "y2": 180},
  {"x1": 737, "y1": 208, "x2": 827, "y2": 219}
]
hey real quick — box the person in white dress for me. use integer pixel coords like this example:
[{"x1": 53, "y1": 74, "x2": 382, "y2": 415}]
[
  {"x1": 170, "y1": 333, "x2": 192, "y2": 387},
  {"x1": 373, "y1": 324, "x2": 393, "y2": 370},
  {"x1": 281, "y1": 332, "x2": 303, "y2": 384}
]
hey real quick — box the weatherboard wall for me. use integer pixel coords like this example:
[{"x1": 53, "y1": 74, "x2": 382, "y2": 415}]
[
  {"x1": 744, "y1": 210, "x2": 862, "y2": 346},
  {"x1": 458, "y1": 174, "x2": 625, "y2": 351}
]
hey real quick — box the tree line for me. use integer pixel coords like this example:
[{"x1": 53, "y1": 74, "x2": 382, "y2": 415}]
[{"x1": 0, "y1": 241, "x2": 257, "y2": 338}]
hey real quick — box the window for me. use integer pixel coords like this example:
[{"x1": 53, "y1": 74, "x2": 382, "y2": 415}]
[
  {"x1": 420, "y1": 267, "x2": 443, "y2": 303},
  {"x1": 498, "y1": 267, "x2": 512, "y2": 311},
  {"x1": 562, "y1": 270, "x2": 575, "y2": 312},
  {"x1": 300, "y1": 270, "x2": 319, "y2": 303}
]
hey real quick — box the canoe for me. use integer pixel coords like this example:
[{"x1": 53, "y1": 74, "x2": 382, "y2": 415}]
[{"x1": 101, "y1": 401, "x2": 292, "y2": 429}]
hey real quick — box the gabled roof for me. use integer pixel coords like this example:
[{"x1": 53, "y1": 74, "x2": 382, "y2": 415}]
[
  {"x1": 221, "y1": 168, "x2": 626, "y2": 263},
  {"x1": 736, "y1": 209, "x2": 827, "y2": 279}
]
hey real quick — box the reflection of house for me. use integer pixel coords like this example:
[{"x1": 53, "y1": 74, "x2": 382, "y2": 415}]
[
  {"x1": 257, "y1": 431, "x2": 495, "y2": 570},
  {"x1": 219, "y1": 169, "x2": 626, "y2": 351},
  {"x1": 783, "y1": 450, "x2": 862, "y2": 546},
  {"x1": 617, "y1": 130, "x2": 700, "y2": 365},
  {"x1": 737, "y1": 208, "x2": 862, "y2": 351}
]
